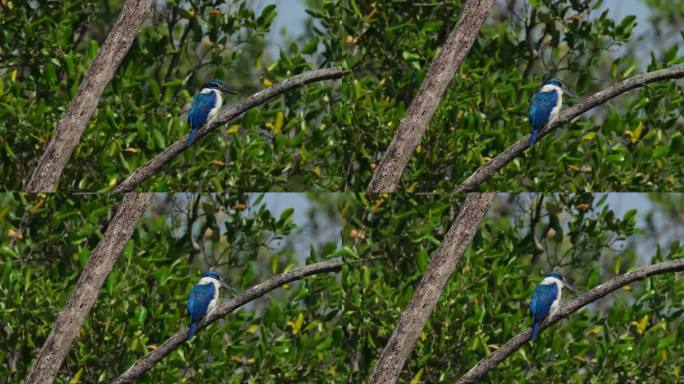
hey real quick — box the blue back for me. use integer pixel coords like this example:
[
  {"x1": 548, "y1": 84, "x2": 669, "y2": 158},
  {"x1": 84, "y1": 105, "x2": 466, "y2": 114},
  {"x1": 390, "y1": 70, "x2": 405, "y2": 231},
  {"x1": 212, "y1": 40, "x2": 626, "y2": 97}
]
[
  {"x1": 188, "y1": 91, "x2": 217, "y2": 131},
  {"x1": 187, "y1": 283, "x2": 215, "y2": 323},
  {"x1": 529, "y1": 283, "x2": 558, "y2": 322},
  {"x1": 529, "y1": 90, "x2": 558, "y2": 130}
]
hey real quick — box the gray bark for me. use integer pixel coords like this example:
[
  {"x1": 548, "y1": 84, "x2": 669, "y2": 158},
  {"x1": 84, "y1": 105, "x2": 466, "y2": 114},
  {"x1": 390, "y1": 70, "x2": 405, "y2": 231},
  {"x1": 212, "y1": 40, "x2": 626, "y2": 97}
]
[
  {"x1": 456, "y1": 66, "x2": 684, "y2": 192},
  {"x1": 114, "y1": 67, "x2": 346, "y2": 192},
  {"x1": 25, "y1": 0, "x2": 154, "y2": 192},
  {"x1": 367, "y1": 0, "x2": 495, "y2": 193},
  {"x1": 24, "y1": 193, "x2": 152, "y2": 384},
  {"x1": 368, "y1": 193, "x2": 495, "y2": 384},
  {"x1": 455, "y1": 258, "x2": 684, "y2": 383},
  {"x1": 112, "y1": 259, "x2": 343, "y2": 384}
]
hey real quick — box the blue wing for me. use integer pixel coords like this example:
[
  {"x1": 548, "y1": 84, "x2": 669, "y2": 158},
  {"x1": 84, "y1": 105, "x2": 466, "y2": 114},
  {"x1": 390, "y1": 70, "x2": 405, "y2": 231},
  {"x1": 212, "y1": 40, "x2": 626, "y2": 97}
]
[
  {"x1": 529, "y1": 283, "x2": 558, "y2": 322},
  {"x1": 188, "y1": 91, "x2": 217, "y2": 131},
  {"x1": 187, "y1": 283, "x2": 215, "y2": 323},
  {"x1": 529, "y1": 90, "x2": 558, "y2": 131}
]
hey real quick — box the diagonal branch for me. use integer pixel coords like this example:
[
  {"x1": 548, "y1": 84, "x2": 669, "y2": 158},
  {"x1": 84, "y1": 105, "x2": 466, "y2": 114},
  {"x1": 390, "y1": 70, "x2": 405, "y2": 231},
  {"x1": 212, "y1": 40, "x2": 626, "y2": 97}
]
[
  {"x1": 25, "y1": 193, "x2": 152, "y2": 384},
  {"x1": 112, "y1": 259, "x2": 343, "y2": 384},
  {"x1": 114, "y1": 67, "x2": 347, "y2": 192},
  {"x1": 455, "y1": 258, "x2": 684, "y2": 384},
  {"x1": 25, "y1": 0, "x2": 154, "y2": 192},
  {"x1": 456, "y1": 66, "x2": 684, "y2": 192},
  {"x1": 367, "y1": 0, "x2": 495, "y2": 193},
  {"x1": 368, "y1": 193, "x2": 495, "y2": 384}
]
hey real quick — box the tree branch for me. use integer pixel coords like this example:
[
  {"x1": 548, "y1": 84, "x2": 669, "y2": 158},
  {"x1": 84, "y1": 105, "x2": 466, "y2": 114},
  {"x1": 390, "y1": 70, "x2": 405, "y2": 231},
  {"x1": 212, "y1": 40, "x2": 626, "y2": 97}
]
[
  {"x1": 112, "y1": 259, "x2": 343, "y2": 384},
  {"x1": 456, "y1": 66, "x2": 684, "y2": 192},
  {"x1": 366, "y1": 0, "x2": 494, "y2": 193},
  {"x1": 25, "y1": 0, "x2": 154, "y2": 192},
  {"x1": 368, "y1": 193, "x2": 495, "y2": 384},
  {"x1": 24, "y1": 193, "x2": 152, "y2": 384},
  {"x1": 114, "y1": 67, "x2": 346, "y2": 192},
  {"x1": 455, "y1": 258, "x2": 684, "y2": 384}
]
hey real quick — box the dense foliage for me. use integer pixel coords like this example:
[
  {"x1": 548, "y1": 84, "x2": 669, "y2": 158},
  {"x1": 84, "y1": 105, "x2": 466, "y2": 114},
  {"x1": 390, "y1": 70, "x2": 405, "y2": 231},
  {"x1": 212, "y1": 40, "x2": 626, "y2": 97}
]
[
  {"x1": 0, "y1": 193, "x2": 343, "y2": 382},
  {"x1": 0, "y1": 0, "x2": 343, "y2": 191},
  {"x1": 342, "y1": 193, "x2": 684, "y2": 382},
  {"x1": 313, "y1": 0, "x2": 684, "y2": 191},
  {"x1": 2, "y1": 1, "x2": 682, "y2": 191}
]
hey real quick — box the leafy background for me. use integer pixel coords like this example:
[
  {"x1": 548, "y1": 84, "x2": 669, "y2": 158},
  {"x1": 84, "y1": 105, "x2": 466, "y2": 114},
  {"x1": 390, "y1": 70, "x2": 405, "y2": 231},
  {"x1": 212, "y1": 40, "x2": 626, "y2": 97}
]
[
  {"x1": 316, "y1": 0, "x2": 684, "y2": 191},
  {"x1": 0, "y1": 0, "x2": 344, "y2": 191},
  {"x1": 342, "y1": 193, "x2": 684, "y2": 382},
  {"x1": 0, "y1": 193, "x2": 344, "y2": 382}
]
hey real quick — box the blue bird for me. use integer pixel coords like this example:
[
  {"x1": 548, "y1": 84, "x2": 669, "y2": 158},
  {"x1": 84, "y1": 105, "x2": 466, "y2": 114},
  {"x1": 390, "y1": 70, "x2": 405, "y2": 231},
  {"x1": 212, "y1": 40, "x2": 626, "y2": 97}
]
[
  {"x1": 187, "y1": 79, "x2": 238, "y2": 147},
  {"x1": 528, "y1": 78, "x2": 572, "y2": 147},
  {"x1": 529, "y1": 271, "x2": 576, "y2": 340},
  {"x1": 186, "y1": 270, "x2": 231, "y2": 340}
]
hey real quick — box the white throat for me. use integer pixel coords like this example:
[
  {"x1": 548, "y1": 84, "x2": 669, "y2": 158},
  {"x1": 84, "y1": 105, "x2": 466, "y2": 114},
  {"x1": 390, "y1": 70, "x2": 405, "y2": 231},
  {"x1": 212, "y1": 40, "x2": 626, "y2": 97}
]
[
  {"x1": 540, "y1": 84, "x2": 563, "y2": 95},
  {"x1": 198, "y1": 276, "x2": 221, "y2": 290},
  {"x1": 541, "y1": 276, "x2": 563, "y2": 288}
]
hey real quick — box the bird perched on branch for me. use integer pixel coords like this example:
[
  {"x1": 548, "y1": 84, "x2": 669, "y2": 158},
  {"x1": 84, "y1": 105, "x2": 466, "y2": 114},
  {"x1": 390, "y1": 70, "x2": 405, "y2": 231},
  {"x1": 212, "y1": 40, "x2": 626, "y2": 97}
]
[
  {"x1": 528, "y1": 78, "x2": 575, "y2": 147},
  {"x1": 186, "y1": 270, "x2": 232, "y2": 340},
  {"x1": 529, "y1": 271, "x2": 576, "y2": 339},
  {"x1": 187, "y1": 79, "x2": 238, "y2": 147}
]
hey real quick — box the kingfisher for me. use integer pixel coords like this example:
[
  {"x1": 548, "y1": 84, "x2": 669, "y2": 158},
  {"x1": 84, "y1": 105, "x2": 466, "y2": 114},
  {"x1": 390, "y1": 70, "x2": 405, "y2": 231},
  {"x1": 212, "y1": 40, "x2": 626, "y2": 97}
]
[
  {"x1": 528, "y1": 78, "x2": 574, "y2": 147},
  {"x1": 186, "y1": 270, "x2": 232, "y2": 340},
  {"x1": 529, "y1": 271, "x2": 576, "y2": 340},
  {"x1": 186, "y1": 79, "x2": 238, "y2": 146}
]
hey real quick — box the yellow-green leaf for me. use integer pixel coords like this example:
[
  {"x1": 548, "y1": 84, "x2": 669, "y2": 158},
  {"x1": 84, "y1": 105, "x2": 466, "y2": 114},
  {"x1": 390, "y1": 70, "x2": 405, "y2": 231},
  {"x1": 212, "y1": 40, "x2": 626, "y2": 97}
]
[{"x1": 410, "y1": 368, "x2": 424, "y2": 384}]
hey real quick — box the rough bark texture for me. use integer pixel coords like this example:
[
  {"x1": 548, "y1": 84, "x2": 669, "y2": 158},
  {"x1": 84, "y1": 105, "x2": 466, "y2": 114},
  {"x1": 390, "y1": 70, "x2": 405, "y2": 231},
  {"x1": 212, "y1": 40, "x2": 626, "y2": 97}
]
[
  {"x1": 367, "y1": 0, "x2": 494, "y2": 193},
  {"x1": 24, "y1": 193, "x2": 152, "y2": 384},
  {"x1": 456, "y1": 66, "x2": 684, "y2": 192},
  {"x1": 114, "y1": 67, "x2": 346, "y2": 192},
  {"x1": 112, "y1": 259, "x2": 343, "y2": 384},
  {"x1": 368, "y1": 193, "x2": 495, "y2": 384},
  {"x1": 25, "y1": 0, "x2": 154, "y2": 192},
  {"x1": 455, "y1": 258, "x2": 684, "y2": 384}
]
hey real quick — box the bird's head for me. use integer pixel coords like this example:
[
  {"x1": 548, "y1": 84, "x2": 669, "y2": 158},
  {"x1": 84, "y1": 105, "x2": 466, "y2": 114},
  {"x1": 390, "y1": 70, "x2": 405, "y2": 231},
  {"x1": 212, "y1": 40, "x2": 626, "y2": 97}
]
[
  {"x1": 201, "y1": 270, "x2": 233, "y2": 291},
  {"x1": 544, "y1": 78, "x2": 565, "y2": 89},
  {"x1": 545, "y1": 271, "x2": 577, "y2": 293},
  {"x1": 202, "y1": 79, "x2": 239, "y2": 95},
  {"x1": 543, "y1": 78, "x2": 578, "y2": 98}
]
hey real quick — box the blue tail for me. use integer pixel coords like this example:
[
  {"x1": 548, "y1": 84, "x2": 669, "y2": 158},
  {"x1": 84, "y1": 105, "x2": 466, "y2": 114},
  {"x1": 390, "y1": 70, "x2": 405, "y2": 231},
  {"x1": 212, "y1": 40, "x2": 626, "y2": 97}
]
[
  {"x1": 528, "y1": 129, "x2": 538, "y2": 147},
  {"x1": 187, "y1": 322, "x2": 197, "y2": 340},
  {"x1": 531, "y1": 322, "x2": 540, "y2": 340},
  {"x1": 187, "y1": 129, "x2": 196, "y2": 147}
]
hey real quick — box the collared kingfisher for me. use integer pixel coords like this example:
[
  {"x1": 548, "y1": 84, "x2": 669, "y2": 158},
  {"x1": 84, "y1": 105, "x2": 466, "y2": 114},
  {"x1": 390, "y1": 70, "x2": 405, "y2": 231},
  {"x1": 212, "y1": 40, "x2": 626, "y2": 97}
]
[
  {"x1": 529, "y1": 271, "x2": 576, "y2": 339},
  {"x1": 187, "y1": 79, "x2": 238, "y2": 146},
  {"x1": 186, "y1": 270, "x2": 231, "y2": 340},
  {"x1": 528, "y1": 78, "x2": 573, "y2": 147}
]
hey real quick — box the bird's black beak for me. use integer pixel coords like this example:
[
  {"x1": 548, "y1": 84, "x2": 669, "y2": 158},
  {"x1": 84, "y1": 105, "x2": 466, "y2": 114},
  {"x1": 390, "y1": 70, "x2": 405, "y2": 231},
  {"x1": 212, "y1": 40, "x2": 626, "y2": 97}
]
[
  {"x1": 564, "y1": 282, "x2": 578, "y2": 294},
  {"x1": 220, "y1": 280, "x2": 238, "y2": 294},
  {"x1": 220, "y1": 85, "x2": 239, "y2": 95},
  {"x1": 563, "y1": 87, "x2": 579, "y2": 99}
]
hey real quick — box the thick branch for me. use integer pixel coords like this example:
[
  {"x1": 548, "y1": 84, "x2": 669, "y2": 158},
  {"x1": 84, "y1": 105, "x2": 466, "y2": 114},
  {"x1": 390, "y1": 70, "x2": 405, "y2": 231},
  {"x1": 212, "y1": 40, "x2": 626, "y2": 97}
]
[
  {"x1": 112, "y1": 259, "x2": 343, "y2": 384},
  {"x1": 367, "y1": 0, "x2": 494, "y2": 193},
  {"x1": 25, "y1": 0, "x2": 154, "y2": 192},
  {"x1": 25, "y1": 193, "x2": 152, "y2": 384},
  {"x1": 114, "y1": 67, "x2": 346, "y2": 192},
  {"x1": 456, "y1": 66, "x2": 684, "y2": 192},
  {"x1": 368, "y1": 193, "x2": 495, "y2": 384},
  {"x1": 455, "y1": 258, "x2": 684, "y2": 384}
]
